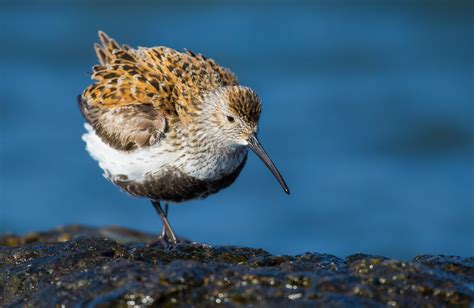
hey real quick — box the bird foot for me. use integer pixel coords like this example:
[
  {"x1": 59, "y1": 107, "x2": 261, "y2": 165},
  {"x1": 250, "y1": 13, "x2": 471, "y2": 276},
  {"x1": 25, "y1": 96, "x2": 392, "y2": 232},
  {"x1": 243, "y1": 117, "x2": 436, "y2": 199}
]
[
  {"x1": 147, "y1": 235, "x2": 210, "y2": 250},
  {"x1": 147, "y1": 234, "x2": 186, "y2": 248}
]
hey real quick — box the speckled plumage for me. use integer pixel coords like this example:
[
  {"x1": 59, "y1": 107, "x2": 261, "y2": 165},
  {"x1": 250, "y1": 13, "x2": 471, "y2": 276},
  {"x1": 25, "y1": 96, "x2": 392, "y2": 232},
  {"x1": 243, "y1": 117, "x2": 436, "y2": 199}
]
[{"x1": 79, "y1": 32, "x2": 288, "y2": 242}]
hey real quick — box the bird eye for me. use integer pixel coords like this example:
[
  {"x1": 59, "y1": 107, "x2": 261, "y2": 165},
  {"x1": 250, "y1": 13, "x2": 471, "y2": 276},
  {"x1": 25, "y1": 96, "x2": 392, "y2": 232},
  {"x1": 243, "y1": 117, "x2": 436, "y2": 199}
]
[{"x1": 226, "y1": 116, "x2": 235, "y2": 123}]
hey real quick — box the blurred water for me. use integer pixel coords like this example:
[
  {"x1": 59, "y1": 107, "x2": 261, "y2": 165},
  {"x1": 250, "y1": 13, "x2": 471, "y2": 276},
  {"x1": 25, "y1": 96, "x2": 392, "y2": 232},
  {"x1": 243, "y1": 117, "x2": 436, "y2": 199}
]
[{"x1": 1, "y1": 1, "x2": 473, "y2": 259}]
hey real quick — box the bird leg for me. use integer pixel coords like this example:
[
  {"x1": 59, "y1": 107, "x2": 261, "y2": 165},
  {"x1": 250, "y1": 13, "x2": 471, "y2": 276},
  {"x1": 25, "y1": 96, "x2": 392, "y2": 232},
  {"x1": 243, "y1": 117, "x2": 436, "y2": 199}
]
[
  {"x1": 159, "y1": 203, "x2": 169, "y2": 238},
  {"x1": 152, "y1": 200, "x2": 178, "y2": 243}
]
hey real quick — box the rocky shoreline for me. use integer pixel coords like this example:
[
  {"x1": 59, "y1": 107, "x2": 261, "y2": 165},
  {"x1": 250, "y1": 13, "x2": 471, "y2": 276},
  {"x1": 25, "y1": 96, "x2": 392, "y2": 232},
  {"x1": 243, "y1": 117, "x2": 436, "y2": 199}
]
[{"x1": 0, "y1": 225, "x2": 472, "y2": 306}]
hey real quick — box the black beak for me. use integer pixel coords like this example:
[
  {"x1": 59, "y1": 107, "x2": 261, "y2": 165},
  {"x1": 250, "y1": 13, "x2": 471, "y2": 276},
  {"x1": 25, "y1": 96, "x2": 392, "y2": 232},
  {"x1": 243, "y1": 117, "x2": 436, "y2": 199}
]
[{"x1": 247, "y1": 134, "x2": 290, "y2": 194}]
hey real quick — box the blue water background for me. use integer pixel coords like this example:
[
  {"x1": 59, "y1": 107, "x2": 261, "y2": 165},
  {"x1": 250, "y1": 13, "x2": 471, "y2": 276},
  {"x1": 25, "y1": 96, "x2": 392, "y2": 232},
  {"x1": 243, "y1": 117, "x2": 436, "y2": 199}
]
[{"x1": 1, "y1": 1, "x2": 473, "y2": 259}]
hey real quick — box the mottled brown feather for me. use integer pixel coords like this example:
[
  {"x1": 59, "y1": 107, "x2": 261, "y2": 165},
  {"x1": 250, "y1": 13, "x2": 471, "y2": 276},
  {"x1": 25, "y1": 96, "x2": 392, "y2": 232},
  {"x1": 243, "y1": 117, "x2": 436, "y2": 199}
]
[
  {"x1": 80, "y1": 31, "x2": 239, "y2": 151},
  {"x1": 225, "y1": 87, "x2": 261, "y2": 127},
  {"x1": 78, "y1": 96, "x2": 166, "y2": 151}
]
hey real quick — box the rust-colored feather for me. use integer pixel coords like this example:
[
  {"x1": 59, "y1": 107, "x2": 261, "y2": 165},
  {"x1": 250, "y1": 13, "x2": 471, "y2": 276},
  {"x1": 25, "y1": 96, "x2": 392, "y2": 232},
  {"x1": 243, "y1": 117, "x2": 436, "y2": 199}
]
[
  {"x1": 80, "y1": 31, "x2": 239, "y2": 151},
  {"x1": 82, "y1": 31, "x2": 238, "y2": 112}
]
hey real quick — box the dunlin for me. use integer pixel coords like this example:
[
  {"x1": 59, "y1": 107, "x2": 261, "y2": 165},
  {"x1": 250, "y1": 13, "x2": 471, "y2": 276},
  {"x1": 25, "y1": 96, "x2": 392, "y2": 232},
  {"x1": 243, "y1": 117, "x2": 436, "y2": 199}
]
[{"x1": 79, "y1": 31, "x2": 289, "y2": 243}]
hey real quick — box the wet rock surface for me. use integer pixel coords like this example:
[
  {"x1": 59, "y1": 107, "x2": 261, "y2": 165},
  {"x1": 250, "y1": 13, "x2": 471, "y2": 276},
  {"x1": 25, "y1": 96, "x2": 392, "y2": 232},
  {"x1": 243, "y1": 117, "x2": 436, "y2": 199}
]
[{"x1": 0, "y1": 225, "x2": 472, "y2": 307}]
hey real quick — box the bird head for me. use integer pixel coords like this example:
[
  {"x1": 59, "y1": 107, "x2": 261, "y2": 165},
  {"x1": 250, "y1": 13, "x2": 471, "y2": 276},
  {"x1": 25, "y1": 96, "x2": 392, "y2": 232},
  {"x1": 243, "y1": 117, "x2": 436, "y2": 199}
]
[{"x1": 204, "y1": 86, "x2": 290, "y2": 194}]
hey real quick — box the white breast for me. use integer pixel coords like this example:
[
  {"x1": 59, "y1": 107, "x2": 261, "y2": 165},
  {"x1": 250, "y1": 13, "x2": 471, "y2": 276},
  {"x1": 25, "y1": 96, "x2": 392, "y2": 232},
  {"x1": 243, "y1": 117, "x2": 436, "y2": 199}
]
[
  {"x1": 82, "y1": 124, "x2": 246, "y2": 183},
  {"x1": 82, "y1": 124, "x2": 179, "y2": 182}
]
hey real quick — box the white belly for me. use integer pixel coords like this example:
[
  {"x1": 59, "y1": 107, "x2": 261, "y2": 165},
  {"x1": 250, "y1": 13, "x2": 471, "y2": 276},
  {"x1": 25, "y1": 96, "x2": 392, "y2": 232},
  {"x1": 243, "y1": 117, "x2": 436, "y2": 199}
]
[
  {"x1": 82, "y1": 124, "x2": 178, "y2": 182},
  {"x1": 82, "y1": 124, "x2": 246, "y2": 183}
]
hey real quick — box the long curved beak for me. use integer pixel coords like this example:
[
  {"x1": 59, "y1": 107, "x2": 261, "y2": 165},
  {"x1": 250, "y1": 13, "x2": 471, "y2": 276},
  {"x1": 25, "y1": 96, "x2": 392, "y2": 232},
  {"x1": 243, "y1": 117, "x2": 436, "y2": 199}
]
[{"x1": 247, "y1": 134, "x2": 290, "y2": 194}]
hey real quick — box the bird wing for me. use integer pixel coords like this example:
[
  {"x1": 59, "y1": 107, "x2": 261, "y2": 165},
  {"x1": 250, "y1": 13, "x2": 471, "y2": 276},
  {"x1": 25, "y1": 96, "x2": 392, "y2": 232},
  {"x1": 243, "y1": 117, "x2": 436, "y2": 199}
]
[
  {"x1": 80, "y1": 31, "x2": 238, "y2": 151},
  {"x1": 78, "y1": 96, "x2": 167, "y2": 151}
]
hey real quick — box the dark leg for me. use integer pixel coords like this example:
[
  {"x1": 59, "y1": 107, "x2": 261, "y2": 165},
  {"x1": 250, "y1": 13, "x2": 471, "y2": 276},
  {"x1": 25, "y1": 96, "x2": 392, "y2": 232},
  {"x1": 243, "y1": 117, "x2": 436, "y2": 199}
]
[
  {"x1": 159, "y1": 203, "x2": 169, "y2": 238},
  {"x1": 151, "y1": 200, "x2": 178, "y2": 243},
  {"x1": 160, "y1": 224, "x2": 166, "y2": 239}
]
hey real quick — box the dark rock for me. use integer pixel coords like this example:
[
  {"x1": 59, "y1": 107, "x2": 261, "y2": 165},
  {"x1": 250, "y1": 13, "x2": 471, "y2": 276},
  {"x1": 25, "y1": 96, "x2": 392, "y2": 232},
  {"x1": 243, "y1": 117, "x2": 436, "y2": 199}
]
[{"x1": 0, "y1": 225, "x2": 472, "y2": 306}]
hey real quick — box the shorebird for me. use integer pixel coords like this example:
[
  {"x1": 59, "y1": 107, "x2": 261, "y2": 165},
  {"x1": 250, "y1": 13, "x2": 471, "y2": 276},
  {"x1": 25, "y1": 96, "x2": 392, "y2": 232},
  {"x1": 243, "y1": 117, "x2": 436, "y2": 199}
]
[{"x1": 79, "y1": 31, "x2": 289, "y2": 243}]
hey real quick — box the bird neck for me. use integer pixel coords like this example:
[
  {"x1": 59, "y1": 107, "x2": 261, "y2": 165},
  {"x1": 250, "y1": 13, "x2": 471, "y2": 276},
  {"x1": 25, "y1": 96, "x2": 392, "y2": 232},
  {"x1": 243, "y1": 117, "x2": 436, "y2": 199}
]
[{"x1": 173, "y1": 122, "x2": 247, "y2": 180}]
